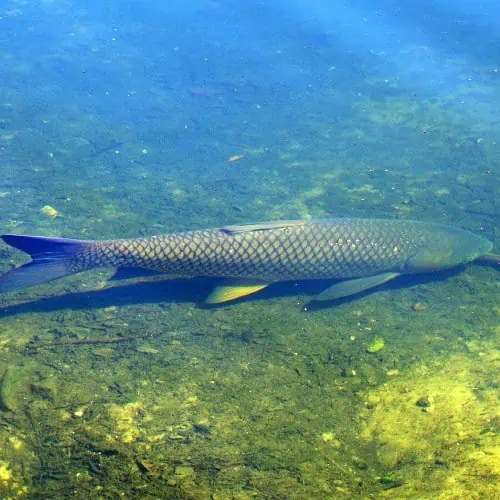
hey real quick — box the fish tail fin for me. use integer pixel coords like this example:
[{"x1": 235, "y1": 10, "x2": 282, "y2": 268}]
[{"x1": 0, "y1": 234, "x2": 91, "y2": 294}]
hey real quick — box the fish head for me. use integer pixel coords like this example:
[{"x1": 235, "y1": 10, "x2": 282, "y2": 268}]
[{"x1": 405, "y1": 225, "x2": 493, "y2": 272}]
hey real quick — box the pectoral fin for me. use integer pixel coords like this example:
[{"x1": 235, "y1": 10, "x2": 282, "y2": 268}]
[
  {"x1": 315, "y1": 272, "x2": 400, "y2": 301},
  {"x1": 206, "y1": 279, "x2": 269, "y2": 304}
]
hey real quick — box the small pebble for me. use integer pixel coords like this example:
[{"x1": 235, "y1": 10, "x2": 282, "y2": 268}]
[
  {"x1": 416, "y1": 396, "x2": 431, "y2": 408},
  {"x1": 353, "y1": 457, "x2": 368, "y2": 470},
  {"x1": 412, "y1": 302, "x2": 427, "y2": 312},
  {"x1": 386, "y1": 369, "x2": 400, "y2": 376},
  {"x1": 136, "y1": 345, "x2": 159, "y2": 355},
  {"x1": 366, "y1": 395, "x2": 381, "y2": 406}
]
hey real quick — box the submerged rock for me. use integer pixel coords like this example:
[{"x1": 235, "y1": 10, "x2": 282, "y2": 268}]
[
  {"x1": 31, "y1": 378, "x2": 58, "y2": 404},
  {"x1": 366, "y1": 337, "x2": 385, "y2": 353},
  {"x1": 174, "y1": 465, "x2": 195, "y2": 479},
  {"x1": 0, "y1": 365, "x2": 32, "y2": 413}
]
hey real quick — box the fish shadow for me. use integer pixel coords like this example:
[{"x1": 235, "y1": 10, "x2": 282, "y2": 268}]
[
  {"x1": 303, "y1": 267, "x2": 464, "y2": 311},
  {"x1": 0, "y1": 268, "x2": 463, "y2": 318},
  {"x1": 0, "y1": 278, "x2": 206, "y2": 319}
]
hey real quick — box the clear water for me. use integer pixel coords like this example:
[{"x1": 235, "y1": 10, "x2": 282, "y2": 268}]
[{"x1": 0, "y1": 1, "x2": 498, "y2": 497}]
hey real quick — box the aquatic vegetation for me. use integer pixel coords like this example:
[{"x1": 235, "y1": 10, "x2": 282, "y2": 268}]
[
  {"x1": 365, "y1": 336, "x2": 385, "y2": 353},
  {"x1": 360, "y1": 343, "x2": 500, "y2": 497},
  {"x1": 40, "y1": 205, "x2": 61, "y2": 219},
  {"x1": 108, "y1": 402, "x2": 145, "y2": 444},
  {"x1": 0, "y1": 0, "x2": 498, "y2": 497}
]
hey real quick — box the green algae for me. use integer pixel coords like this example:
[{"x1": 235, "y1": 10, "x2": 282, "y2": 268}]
[
  {"x1": 366, "y1": 336, "x2": 385, "y2": 353},
  {"x1": 0, "y1": 275, "x2": 498, "y2": 498},
  {"x1": 0, "y1": 13, "x2": 498, "y2": 499}
]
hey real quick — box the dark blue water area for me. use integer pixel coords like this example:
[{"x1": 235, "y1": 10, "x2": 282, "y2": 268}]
[
  {"x1": 2, "y1": 1, "x2": 500, "y2": 158},
  {"x1": 0, "y1": 0, "x2": 498, "y2": 237}
]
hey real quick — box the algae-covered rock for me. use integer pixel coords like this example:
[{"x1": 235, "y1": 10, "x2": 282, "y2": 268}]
[
  {"x1": 136, "y1": 344, "x2": 160, "y2": 355},
  {"x1": 31, "y1": 378, "x2": 58, "y2": 404},
  {"x1": 108, "y1": 402, "x2": 144, "y2": 444},
  {"x1": 1, "y1": 360, "x2": 59, "y2": 413},
  {"x1": 0, "y1": 461, "x2": 12, "y2": 481},
  {"x1": 360, "y1": 349, "x2": 500, "y2": 497},
  {"x1": 92, "y1": 347, "x2": 116, "y2": 358},
  {"x1": 40, "y1": 205, "x2": 61, "y2": 218},
  {"x1": 365, "y1": 337, "x2": 385, "y2": 353},
  {"x1": 174, "y1": 465, "x2": 195, "y2": 479},
  {"x1": 320, "y1": 432, "x2": 341, "y2": 448},
  {"x1": 0, "y1": 365, "x2": 32, "y2": 413}
]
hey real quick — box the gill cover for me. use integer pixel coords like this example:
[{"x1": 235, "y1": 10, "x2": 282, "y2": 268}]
[{"x1": 405, "y1": 248, "x2": 455, "y2": 272}]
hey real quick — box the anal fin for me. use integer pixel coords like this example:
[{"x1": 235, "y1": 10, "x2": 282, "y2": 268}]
[
  {"x1": 206, "y1": 279, "x2": 269, "y2": 304},
  {"x1": 315, "y1": 272, "x2": 400, "y2": 301}
]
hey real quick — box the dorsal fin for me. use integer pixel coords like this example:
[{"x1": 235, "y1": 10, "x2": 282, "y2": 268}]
[{"x1": 220, "y1": 220, "x2": 308, "y2": 236}]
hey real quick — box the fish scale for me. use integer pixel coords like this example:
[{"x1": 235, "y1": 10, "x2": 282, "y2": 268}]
[
  {"x1": 68, "y1": 219, "x2": 422, "y2": 280},
  {"x1": 0, "y1": 218, "x2": 493, "y2": 303}
]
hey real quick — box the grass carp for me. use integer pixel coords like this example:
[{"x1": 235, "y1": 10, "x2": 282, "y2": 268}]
[{"x1": 0, "y1": 218, "x2": 495, "y2": 303}]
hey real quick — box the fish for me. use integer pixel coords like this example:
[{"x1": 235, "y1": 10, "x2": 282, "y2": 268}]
[{"x1": 0, "y1": 218, "x2": 496, "y2": 304}]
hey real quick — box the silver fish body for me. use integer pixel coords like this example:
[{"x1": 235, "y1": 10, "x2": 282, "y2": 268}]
[
  {"x1": 0, "y1": 218, "x2": 494, "y2": 303},
  {"x1": 68, "y1": 218, "x2": 490, "y2": 278}
]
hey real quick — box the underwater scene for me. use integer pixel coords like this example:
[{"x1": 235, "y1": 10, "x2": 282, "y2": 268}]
[{"x1": 0, "y1": 0, "x2": 499, "y2": 498}]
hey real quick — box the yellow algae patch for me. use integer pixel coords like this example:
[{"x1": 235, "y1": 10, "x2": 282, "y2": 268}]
[
  {"x1": 302, "y1": 186, "x2": 326, "y2": 199},
  {"x1": 320, "y1": 431, "x2": 336, "y2": 442},
  {"x1": 166, "y1": 181, "x2": 186, "y2": 201},
  {"x1": 391, "y1": 203, "x2": 413, "y2": 213},
  {"x1": 350, "y1": 184, "x2": 379, "y2": 195},
  {"x1": 40, "y1": 205, "x2": 61, "y2": 218},
  {"x1": 100, "y1": 204, "x2": 127, "y2": 219},
  {"x1": 182, "y1": 394, "x2": 199, "y2": 408},
  {"x1": 0, "y1": 460, "x2": 29, "y2": 497},
  {"x1": 109, "y1": 402, "x2": 144, "y2": 444},
  {"x1": 0, "y1": 461, "x2": 12, "y2": 481},
  {"x1": 360, "y1": 350, "x2": 500, "y2": 497},
  {"x1": 435, "y1": 187, "x2": 450, "y2": 197},
  {"x1": 8, "y1": 436, "x2": 24, "y2": 451},
  {"x1": 365, "y1": 337, "x2": 385, "y2": 353},
  {"x1": 266, "y1": 186, "x2": 327, "y2": 221},
  {"x1": 320, "y1": 432, "x2": 341, "y2": 448}
]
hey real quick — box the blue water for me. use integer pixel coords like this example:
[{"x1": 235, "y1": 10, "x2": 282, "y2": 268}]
[{"x1": 0, "y1": 1, "x2": 498, "y2": 497}]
